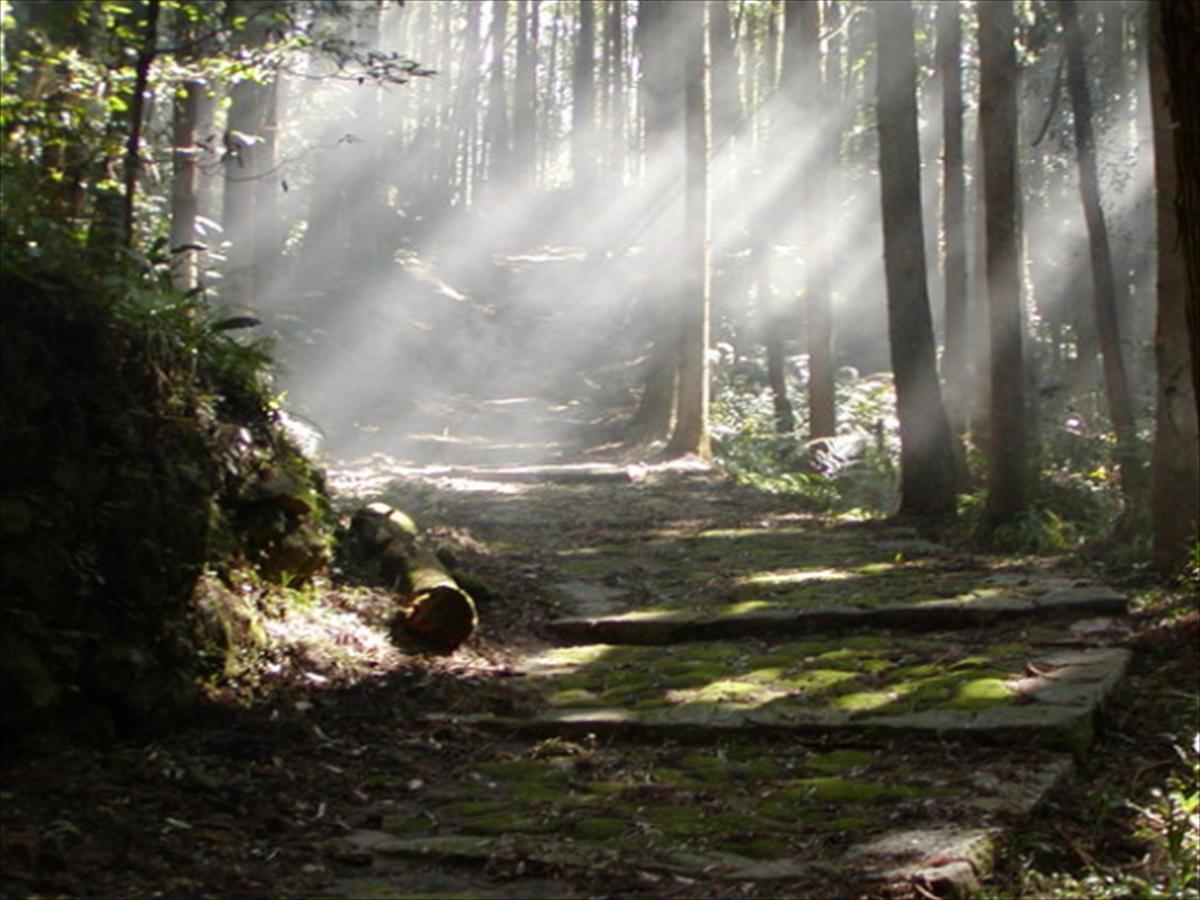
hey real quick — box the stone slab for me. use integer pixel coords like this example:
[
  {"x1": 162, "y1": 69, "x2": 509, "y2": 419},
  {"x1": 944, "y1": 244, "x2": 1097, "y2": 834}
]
[{"x1": 547, "y1": 587, "x2": 1128, "y2": 644}]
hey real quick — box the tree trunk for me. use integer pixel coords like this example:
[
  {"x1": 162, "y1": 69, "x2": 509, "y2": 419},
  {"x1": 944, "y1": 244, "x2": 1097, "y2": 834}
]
[
  {"x1": 486, "y1": 0, "x2": 510, "y2": 185},
  {"x1": 170, "y1": 78, "x2": 203, "y2": 291},
  {"x1": 1060, "y1": 0, "x2": 1142, "y2": 512},
  {"x1": 666, "y1": 0, "x2": 712, "y2": 460},
  {"x1": 937, "y1": 0, "x2": 969, "y2": 457},
  {"x1": 1156, "y1": 0, "x2": 1200, "y2": 421},
  {"x1": 874, "y1": 0, "x2": 958, "y2": 518},
  {"x1": 572, "y1": 0, "x2": 597, "y2": 191},
  {"x1": 978, "y1": 0, "x2": 1027, "y2": 528},
  {"x1": 1148, "y1": 0, "x2": 1200, "y2": 572},
  {"x1": 514, "y1": 0, "x2": 538, "y2": 189},
  {"x1": 119, "y1": 0, "x2": 160, "y2": 250},
  {"x1": 792, "y1": 0, "x2": 836, "y2": 440}
]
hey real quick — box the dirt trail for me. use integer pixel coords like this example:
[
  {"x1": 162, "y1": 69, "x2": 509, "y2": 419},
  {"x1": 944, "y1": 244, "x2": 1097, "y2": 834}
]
[
  {"x1": 0, "y1": 402, "x2": 1133, "y2": 900},
  {"x1": 318, "y1": 432, "x2": 1131, "y2": 899}
]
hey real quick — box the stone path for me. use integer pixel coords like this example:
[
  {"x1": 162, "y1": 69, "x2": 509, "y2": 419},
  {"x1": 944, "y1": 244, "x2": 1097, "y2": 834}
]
[{"x1": 327, "y1": 457, "x2": 1131, "y2": 898}]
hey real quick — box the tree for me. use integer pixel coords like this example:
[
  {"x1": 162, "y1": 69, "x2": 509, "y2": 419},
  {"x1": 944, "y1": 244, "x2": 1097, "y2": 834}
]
[
  {"x1": 485, "y1": 0, "x2": 511, "y2": 185},
  {"x1": 874, "y1": 0, "x2": 958, "y2": 518},
  {"x1": 1154, "y1": 0, "x2": 1200, "y2": 422},
  {"x1": 222, "y1": 1, "x2": 280, "y2": 307},
  {"x1": 572, "y1": 0, "x2": 597, "y2": 190},
  {"x1": 1059, "y1": 0, "x2": 1142, "y2": 518},
  {"x1": 978, "y1": 0, "x2": 1026, "y2": 528},
  {"x1": 1148, "y1": 0, "x2": 1200, "y2": 571},
  {"x1": 937, "y1": 0, "x2": 969, "y2": 463},
  {"x1": 628, "y1": 0, "x2": 681, "y2": 443},
  {"x1": 790, "y1": 0, "x2": 835, "y2": 441},
  {"x1": 514, "y1": 0, "x2": 538, "y2": 189},
  {"x1": 666, "y1": 0, "x2": 712, "y2": 459}
]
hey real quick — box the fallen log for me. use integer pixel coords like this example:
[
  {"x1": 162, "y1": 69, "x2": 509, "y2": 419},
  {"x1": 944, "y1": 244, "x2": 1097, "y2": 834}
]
[
  {"x1": 349, "y1": 503, "x2": 478, "y2": 650},
  {"x1": 397, "y1": 550, "x2": 479, "y2": 650}
]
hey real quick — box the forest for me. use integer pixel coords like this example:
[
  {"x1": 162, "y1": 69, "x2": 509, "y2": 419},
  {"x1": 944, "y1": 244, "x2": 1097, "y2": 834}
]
[{"x1": 1, "y1": 0, "x2": 1197, "y2": 897}]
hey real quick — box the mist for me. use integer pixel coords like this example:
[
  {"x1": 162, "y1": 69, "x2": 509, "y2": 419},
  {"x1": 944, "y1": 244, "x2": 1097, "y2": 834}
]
[{"x1": 201, "y1": 0, "x2": 1157, "y2": 477}]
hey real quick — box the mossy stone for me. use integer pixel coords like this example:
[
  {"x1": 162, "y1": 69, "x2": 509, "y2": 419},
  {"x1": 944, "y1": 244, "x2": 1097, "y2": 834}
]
[
  {"x1": 463, "y1": 812, "x2": 559, "y2": 836},
  {"x1": 380, "y1": 813, "x2": 436, "y2": 835},
  {"x1": 574, "y1": 817, "x2": 629, "y2": 840},
  {"x1": 789, "y1": 777, "x2": 918, "y2": 804},
  {"x1": 939, "y1": 677, "x2": 1016, "y2": 710},
  {"x1": 737, "y1": 759, "x2": 782, "y2": 780},
  {"x1": 804, "y1": 749, "x2": 876, "y2": 773},
  {"x1": 834, "y1": 691, "x2": 898, "y2": 713},
  {"x1": 719, "y1": 837, "x2": 791, "y2": 858}
]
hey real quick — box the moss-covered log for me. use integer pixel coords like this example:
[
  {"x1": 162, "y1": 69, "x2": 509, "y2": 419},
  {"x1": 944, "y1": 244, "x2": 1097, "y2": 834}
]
[{"x1": 400, "y1": 550, "x2": 479, "y2": 650}]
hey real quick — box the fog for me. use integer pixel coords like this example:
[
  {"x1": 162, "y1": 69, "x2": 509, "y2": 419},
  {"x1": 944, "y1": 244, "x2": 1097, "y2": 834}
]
[{"x1": 212, "y1": 0, "x2": 1155, "y2": 466}]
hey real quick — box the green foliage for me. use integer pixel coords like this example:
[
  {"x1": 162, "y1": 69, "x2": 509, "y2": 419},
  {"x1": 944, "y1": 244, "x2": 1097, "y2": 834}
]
[
  {"x1": 711, "y1": 363, "x2": 898, "y2": 516},
  {"x1": 0, "y1": 234, "x2": 332, "y2": 747}
]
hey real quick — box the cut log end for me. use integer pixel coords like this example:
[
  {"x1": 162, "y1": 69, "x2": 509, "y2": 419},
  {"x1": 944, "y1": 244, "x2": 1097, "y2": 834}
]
[{"x1": 402, "y1": 585, "x2": 479, "y2": 650}]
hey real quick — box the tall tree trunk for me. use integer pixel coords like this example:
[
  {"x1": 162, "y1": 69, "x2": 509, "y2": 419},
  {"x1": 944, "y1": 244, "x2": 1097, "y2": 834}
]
[
  {"x1": 514, "y1": 0, "x2": 538, "y2": 189},
  {"x1": 572, "y1": 0, "x2": 596, "y2": 191},
  {"x1": 486, "y1": 0, "x2": 510, "y2": 185},
  {"x1": 791, "y1": 0, "x2": 836, "y2": 440},
  {"x1": 608, "y1": 0, "x2": 627, "y2": 183},
  {"x1": 119, "y1": 0, "x2": 160, "y2": 250},
  {"x1": 937, "y1": 0, "x2": 969, "y2": 476},
  {"x1": 667, "y1": 0, "x2": 712, "y2": 459},
  {"x1": 1148, "y1": 0, "x2": 1200, "y2": 570},
  {"x1": 1157, "y1": 0, "x2": 1200, "y2": 420},
  {"x1": 757, "y1": 0, "x2": 792, "y2": 434},
  {"x1": 874, "y1": 0, "x2": 958, "y2": 518},
  {"x1": 979, "y1": 0, "x2": 1027, "y2": 528},
  {"x1": 1060, "y1": 0, "x2": 1143, "y2": 513},
  {"x1": 170, "y1": 77, "x2": 203, "y2": 291},
  {"x1": 628, "y1": 0, "x2": 681, "y2": 443}
]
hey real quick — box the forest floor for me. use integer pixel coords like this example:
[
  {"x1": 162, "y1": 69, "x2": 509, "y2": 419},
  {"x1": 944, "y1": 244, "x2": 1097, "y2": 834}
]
[{"x1": 1, "y1": 396, "x2": 1196, "y2": 899}]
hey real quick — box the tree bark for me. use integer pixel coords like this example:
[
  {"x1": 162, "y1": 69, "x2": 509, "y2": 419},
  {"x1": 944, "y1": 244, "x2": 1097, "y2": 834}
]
[
  {"x1": 572, "y1": 0, "x2": 597, "y2": 190},
  {"x1": 791, "y1": 0, "x2": 836, "y2": 440},
  {"x1": 1156, "y1": 0, "x2": 1200, "y2": 421},
  {"x1": 666, "y1": 0, "x2": 712, "y2": 460},
  {"x1": 1148, "y1": 0, "x2": 1200, "y2": 571},
  {"x1": 977, "y1": 0, "x2": 1027, "y2": 528},
  {"x1": 119, "y1": 0, "x2": 160, "y2": 250},
  {"x1": 875, "y1": 0, "x2": 958, "y2": 518},
  {"x1": 514, "y1": 0, "x2": 537, "y2": 189},
  {"x1": 170, "y1": 78, "x2": 203, "y2": 291},
  {"x1": 486, "y1": 0, "x2": 510, "y2": 185},
  {"x1": 1060, "y1": 0, "x2": 1142, "y2": 512},
  {"x1": 937, "y1": 0, "x2": 969, "y2": 457}
]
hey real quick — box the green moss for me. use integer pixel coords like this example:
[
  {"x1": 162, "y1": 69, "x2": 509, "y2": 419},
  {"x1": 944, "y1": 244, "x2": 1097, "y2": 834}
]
[
  {"x1": 717, "y1": 837, "x2": 791, "y2": 858},
  {"x1": 584, "y1": 780, "x2": 628, "y2": 796},
  {"x1": 826, "y1": 816, "x2": 873, "y2": 830},
  {"x1": 803, "y1": 749, "x2": 876, "y2": 773},
  {"x1": 574, "y1": 817, "x2": 629, "y2": 840},
  {"x1": 677, "y1": 753, "x2": 731, "y2": 777},
  {"x1": 440, "y1": 800, "x2": 510, "y2": 817},
  {"x1": 842, "y1": 635, "x2": 888, "y2": 650},
  {"x1": 380, "y1": 813, "x2": 436, "y2": 834},
  {"x1": 462, "y1": 812, "x2": 559, "y2": 836},
  {"x1": 788, "y1": 777, "x2": 919, "y2": 804},
  {"x1": 777, "y1": 669, "x2": 859, "y2": 695},
  {"x1": 939, "y1": 677, "x2": 1016, "y2": 710},
  {"x1": 690, "y1": 680, "x2": 766, "y2": 703},
  {"x1": 474, "y1": 759, "x2": 557, "y2": 781},
  {"x1": 834, "y1": 691, "x2": 897, "y2": 712},
  {"x1": 737, "y1": 759, "x2": 783, "y2": 779},
  {"x1": 546, "y1": 688, "x2": 607, "y2": 707}
]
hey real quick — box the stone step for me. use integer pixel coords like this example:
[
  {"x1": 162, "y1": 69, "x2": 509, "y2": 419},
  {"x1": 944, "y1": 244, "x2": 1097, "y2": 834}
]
[
  {"x1": 322, "y1": 741, "x2": 1074, "y2": 898},
  {"x1": 548, "y1": 586, "x2": 1129, "y2": 644},
  {"x1": 436, "y1": 636, "x2": 1130, "y2": 755}
]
